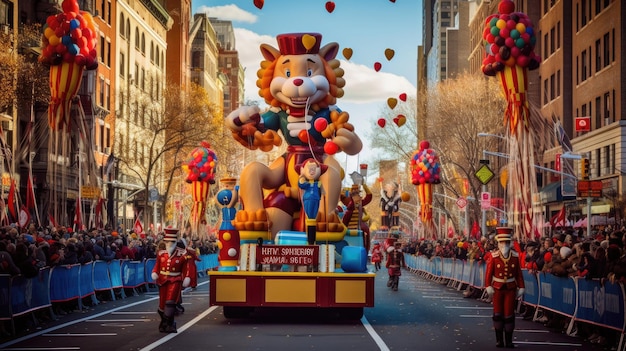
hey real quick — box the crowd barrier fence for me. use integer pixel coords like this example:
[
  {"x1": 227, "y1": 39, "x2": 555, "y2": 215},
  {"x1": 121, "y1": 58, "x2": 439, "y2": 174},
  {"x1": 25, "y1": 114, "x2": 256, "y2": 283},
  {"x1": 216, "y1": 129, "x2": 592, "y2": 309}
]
[
  {"x1": 405, "y1": 254, "x2": 626, "y2": 350},
  {"x1": 0, "y1": 253, "x2": 219, "y2": 336}
]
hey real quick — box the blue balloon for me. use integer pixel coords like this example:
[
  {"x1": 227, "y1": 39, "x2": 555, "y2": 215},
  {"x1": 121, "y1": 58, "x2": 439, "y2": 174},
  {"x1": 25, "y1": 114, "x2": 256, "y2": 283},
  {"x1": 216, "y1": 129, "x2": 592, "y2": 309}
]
[
  {"x1": 62, "y1": 35, "x2": 73, "y2": 46},
  {"x1": 70, "y1": 19, "x2": 80, "y2": 30},
  {"x1": 68, "y1": 44, "x2": 79, "y2": 55}
]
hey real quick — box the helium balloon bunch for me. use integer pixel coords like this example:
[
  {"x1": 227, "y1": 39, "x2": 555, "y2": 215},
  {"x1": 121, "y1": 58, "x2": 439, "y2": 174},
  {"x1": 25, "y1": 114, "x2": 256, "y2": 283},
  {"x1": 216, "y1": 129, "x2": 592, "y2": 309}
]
[
  {"x1": 410, "y1": 141, "x2": 441, "y2": 186},
  {"x1": 182, "y1": 141, "x2": 217, "y2": 184},
  {"x1": 39, "y1": 0, "x2": 98, "y2": 69},
  {"x1": 481, "y1": 0, "x2": 540, "y2": 76}
]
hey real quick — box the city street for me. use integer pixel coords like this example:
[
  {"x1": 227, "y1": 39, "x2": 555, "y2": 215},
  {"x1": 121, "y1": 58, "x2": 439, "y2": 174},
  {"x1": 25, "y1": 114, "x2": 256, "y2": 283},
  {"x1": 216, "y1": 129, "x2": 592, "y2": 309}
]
[{"x1": 0, "y1": 265, "x2": 605, "y2": 351}]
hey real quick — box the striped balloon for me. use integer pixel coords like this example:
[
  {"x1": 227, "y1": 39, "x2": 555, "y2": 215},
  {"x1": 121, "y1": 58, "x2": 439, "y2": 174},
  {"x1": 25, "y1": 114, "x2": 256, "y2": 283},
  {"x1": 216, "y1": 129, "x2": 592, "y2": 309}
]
[
  {"x1": 48, "y1": 61, "x2": 84, "y2": 131},
  {"x1": 497, "y1": 65, "x2": 530, "y2": 135}
]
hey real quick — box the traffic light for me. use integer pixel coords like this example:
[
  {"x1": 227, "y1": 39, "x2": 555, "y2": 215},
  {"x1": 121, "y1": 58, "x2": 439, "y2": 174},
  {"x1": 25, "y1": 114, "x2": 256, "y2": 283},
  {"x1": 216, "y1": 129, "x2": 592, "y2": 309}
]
[{"x1": 581, "y1": 158, "x2": 590, "y2": 179}]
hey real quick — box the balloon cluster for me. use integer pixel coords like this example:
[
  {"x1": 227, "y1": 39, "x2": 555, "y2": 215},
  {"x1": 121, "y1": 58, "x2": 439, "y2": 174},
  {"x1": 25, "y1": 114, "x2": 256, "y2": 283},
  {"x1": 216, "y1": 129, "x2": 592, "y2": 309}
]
[
  {"x1": 410, "y1": 141, "x2": 441, "y2": 185},
  {"x1": 39, "y1": 0, "x2": 98, "y2": 69},
  {"x1": 182, "y1": 141, "x2": 217, "y2": 183},
  {"x1": 481, "y1": 0, "x2": 540, "y2": 76}
]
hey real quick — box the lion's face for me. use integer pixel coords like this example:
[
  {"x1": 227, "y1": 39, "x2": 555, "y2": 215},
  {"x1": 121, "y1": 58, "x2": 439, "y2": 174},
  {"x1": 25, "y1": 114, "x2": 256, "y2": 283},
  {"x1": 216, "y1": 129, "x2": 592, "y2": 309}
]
[{"x1": 269, "y1": 54, "x2": 330, "y2": 115}]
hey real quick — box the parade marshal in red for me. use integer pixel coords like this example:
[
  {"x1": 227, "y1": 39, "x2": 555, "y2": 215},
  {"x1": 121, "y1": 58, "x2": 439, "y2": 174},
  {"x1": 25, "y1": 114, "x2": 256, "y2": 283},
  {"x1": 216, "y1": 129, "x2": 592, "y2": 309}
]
[
  {"x1": 485, "y1": 227, "x2": 525, "y2": 348},
  {"x1": 151, "y1": 228, "x2": 191, "y2": 333}
]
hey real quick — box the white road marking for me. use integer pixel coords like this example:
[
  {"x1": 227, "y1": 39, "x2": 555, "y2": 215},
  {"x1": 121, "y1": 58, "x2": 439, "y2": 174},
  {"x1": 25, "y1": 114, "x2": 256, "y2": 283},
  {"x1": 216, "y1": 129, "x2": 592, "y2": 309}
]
[
  {"x1": 361, "y1": 316, "x2": 390, "y2": 351},
  {"x1": 444, "y1": 306, "x2": 492, "y2": 309},
  {"x1": 139, "y1": 306, "x2": 219, "y2": 351},
  {"x1": 111, "y1": 311, "x2": 156, "y2": 314},
  {"x1": 85, "y1": 319, "x2": 151, "y2": 322},
  {"x1": 1, "y1": 348, "x2": 81, "y2": 350},
  {"x1": 43, "y1": 333, "x2": 117, "y2": 337}
]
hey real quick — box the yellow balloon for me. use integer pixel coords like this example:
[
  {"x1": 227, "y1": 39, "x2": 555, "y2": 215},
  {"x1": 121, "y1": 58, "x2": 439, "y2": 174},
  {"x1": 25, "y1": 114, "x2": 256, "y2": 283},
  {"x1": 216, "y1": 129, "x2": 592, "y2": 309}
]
[
  {"x1": 44, "y1": 27, "x2": 54, "y2": 38},
  {"x1": 49, "y1": 35, "x2": 60, "y2": 46},
  {"x1": 500, "y1": 168, "x2": 508, "y2": 188},
  {"x1": 302, "y1": 34, "x2": 316, "y2": 51},
  {"x1": 384, "y1": 48, "x2": 395, "y2": 61},
  {"x1": 387, "y1": 97, "x2": 397, "y2": 109},
  {"x1": 342, "y1": 47, "x2": 353, "y2": 60}
]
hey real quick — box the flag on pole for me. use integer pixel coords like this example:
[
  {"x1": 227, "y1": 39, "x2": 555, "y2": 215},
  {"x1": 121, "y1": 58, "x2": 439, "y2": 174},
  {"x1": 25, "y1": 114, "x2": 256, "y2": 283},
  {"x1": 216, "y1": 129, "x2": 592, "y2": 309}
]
[
  {"x1": 73, "y1": 198, "x2": 82, "y2": 232},
  {"x1": 7, "y1": 180, "x2": 17, "y2": 222},
  {"x1": 549, "y1": 205, "x2": 566, "y2": 228},
  {"x1": 48, "y1": 213, "x2": 58, "y2": 228},
  {"x1": 133, "y1": 210, "x2": 143, "y2": 234},
  {"x1": 26, "y1": 175, "x2": 35, "y2": 210}
]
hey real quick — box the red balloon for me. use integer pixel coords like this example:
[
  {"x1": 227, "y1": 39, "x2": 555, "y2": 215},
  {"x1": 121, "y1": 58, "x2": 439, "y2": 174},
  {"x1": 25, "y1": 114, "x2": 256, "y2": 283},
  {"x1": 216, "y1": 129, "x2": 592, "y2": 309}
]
[
  {"x1": 325, "y1": 1, "x2": 335, "y2": 13},
  {"x1": 253, "y1": 0, "x2": 264, "y2": 9},
  {"x1": 377, "y1": 118, "x2": 386, "y2": 128},
  {"x1": 498, "y1": 0, "x2": 516, "y2": 15},
  {"x1": 298, "y1": 130, "x2": 309, "y2": 143},
  {"x1": 62, "y1": 0, "x2": 80, "y2": 13},
  {"x1": 399, "y1": 93, "x2": 407, "y2": 102},
  {"x1": 324, "y1": 141, "x2": 338, "y2": 155},
  {"x1": 314, "y1": 118, "x2": 328, "y2": 132},
  {"x1": 374, "y1": 62, "x2": 382, "y2": 72}
]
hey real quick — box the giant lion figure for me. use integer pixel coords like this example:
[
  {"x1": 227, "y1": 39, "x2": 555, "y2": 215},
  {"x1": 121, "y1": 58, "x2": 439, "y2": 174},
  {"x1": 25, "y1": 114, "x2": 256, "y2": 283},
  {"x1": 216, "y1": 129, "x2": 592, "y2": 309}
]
[{"x1": 225, "y1": 32, "x2": 362, "y2": 242}]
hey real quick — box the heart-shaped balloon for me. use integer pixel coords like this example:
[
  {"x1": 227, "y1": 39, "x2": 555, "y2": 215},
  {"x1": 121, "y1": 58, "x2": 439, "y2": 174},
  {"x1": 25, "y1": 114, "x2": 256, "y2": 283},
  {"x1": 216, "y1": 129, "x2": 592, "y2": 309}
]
[
  {"x1": 253, "y1": 0, "x2": 264, "y2": 10},
  {"x1": 399, "y1": 93, "x2": 407, "y2": 102},
  {"x1": 342, "y1": 47, "x2": 353, "y2": 60},
  {"x1": 389, "y1": 0, "x2": 396, "y2": 2},
  {"x1": 302, "y1": 34, "x2": 316, "y2": 51},
  {"x1": 377, "y1": 118, "x2": 386, "y2": 128},
  {"x1": 374, "y1": 62, "x2": 382, "y2": 72},
  {"x1": 384, "y1": 48, "x2": 395, "y2": 61},
  {"x1": 325, "y1": 1, "x2": 335, "y2": 13},
  {"x1": 395, "y1": 114, "x2": 406, "y2": 127},
  {"x1": 387, "y1": 97, "x2": 397, "y2": 109}
]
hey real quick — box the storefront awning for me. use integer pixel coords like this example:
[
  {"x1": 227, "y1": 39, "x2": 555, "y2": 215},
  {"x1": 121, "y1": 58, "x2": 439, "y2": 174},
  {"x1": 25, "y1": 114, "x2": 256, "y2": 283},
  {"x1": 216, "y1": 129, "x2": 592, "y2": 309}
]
[{"x1": 540, "y1": 182, "x2": 576, "y2": 204}]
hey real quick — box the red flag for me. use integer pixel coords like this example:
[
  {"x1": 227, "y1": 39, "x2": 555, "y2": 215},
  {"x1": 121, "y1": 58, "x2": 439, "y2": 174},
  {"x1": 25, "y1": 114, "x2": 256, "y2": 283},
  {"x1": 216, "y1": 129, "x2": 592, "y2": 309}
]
[
  {"x1": 7, "y1": 180, "x2": 17, "y2": 222},
  {"x1": 48, "y1": 213, "x2": 57, "y2": 228},
  {"x1": 26, "y1": 175, "x2": 35, "y2": 210},
  {"x1": 18, "y1": 205, "x2": 30, "y2": 228},
  {"x1": 73, "y1": 199, "x2": 82, "y2": 232},
  {"x1": 550, "y1": 205, "x2": 566, "y2": 228},
  {"x1": 133, "y1": 210, "x2": 143, "y2": 234}
]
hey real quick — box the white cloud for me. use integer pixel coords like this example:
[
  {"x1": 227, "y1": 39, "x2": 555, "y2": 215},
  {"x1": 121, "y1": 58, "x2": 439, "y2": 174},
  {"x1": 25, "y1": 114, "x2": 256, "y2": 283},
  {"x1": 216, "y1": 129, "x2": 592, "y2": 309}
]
[
  {"x1": 196, "y1": 5, "x2": 258, "y2": 23},
  {"x1": 233, "y1": 28, "x2": 416, "y2": 106}
]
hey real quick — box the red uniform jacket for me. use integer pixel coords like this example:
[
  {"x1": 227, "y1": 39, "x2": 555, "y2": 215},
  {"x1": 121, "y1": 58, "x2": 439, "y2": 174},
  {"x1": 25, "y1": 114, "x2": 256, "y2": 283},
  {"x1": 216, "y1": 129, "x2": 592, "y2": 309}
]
[
  {"x1": 485, "y1": 250, "x2": 524, "y2": 290},
  {"x1": 152, "y1": 247, "x2": 190, "y2": 286}
]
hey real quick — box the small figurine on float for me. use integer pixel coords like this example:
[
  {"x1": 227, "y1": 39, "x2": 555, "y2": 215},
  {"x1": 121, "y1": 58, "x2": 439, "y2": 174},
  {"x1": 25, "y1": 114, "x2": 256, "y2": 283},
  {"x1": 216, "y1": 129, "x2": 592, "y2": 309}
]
[
  {"x1": 297, "y1": 158, "x2": 327, "y2": 245},
  {"x1": 215, "y1": 177, "x2": 240, "y2": 271},
  {"x1": 379, "y1": 180, "x2": 402, "y2": 230},
  {"x1": 485, "y1": 227, "x2": 525, "y2": 348},
  {"x1": 151, "y1": 228, "x2": 191, "y2": 333},
  {"x1": 340, "y1": 166, "x2": 372, "y2": 250}
]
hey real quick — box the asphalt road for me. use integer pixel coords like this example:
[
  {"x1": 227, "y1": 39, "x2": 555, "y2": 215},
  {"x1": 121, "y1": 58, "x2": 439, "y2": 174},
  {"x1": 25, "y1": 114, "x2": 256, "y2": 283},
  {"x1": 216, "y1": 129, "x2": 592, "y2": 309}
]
[{"x1": 0, "y1": 266, "x2": 609, "y2": 351}]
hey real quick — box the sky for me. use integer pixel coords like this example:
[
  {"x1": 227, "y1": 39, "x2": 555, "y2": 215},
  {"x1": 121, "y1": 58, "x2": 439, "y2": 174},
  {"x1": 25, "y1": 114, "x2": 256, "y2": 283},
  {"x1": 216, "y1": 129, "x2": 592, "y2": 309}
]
[{"x1": 192, "y1": 0, "x2": 423, "y2": 177}]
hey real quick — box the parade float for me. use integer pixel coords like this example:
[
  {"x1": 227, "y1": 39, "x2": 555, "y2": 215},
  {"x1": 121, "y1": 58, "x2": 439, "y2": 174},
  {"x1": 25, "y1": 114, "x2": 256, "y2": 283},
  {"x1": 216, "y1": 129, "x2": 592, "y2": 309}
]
[{"x1": 208, "y1": 33, "x2": 374, "y2": 319}]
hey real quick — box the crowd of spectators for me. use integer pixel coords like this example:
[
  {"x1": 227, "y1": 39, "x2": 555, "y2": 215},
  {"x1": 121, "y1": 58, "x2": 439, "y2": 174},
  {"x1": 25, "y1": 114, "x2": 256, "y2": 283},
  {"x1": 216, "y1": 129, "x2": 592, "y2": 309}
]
[
  {"x1": 0, "y1": 223, "x2": 219, "y2": 279},
  {"x1": 394, "y1": 224, "x2": 626, "y2": 350}
]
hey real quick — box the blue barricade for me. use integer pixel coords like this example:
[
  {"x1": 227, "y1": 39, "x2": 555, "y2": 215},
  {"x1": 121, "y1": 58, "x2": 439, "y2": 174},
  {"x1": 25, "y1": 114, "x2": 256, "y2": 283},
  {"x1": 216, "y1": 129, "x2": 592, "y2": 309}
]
[
  {"x1": 108, "y1": 260, "x2": 123, "y2": 289},
  {"x1": 0, "y1": 274, "x2": 11, "y2": 320},
  {"x1": 93, "y1": 261, "x2": 112, "y2": 291},
  {"x1": 461, "y1": 260, "x2": 472, "y2": 284},
  {"x1": 432, "y1": 256, "x2": 442, "y2": 277},
  {"x1": 78, "y1": 263, "x2": 95, "y2": 299},
  {"x1": 145, "y1": 258, "x2": 156, "y2": 284},
  {"x1": 121, "y1": 261, "x2": 145, "y2": 288},
  {"x1": 10, "y1": 268, "x2": 51, "y2": 317},
  {"x1": 442, "y1": 258, "x2": 453, "y2": 279},
  {"x1": 50, "y1": 264, "x2": 81, "y2": 303},
  {"x1": 521, "y1": 269, "x2": 539, "y2": 306},
  {"x1": 574, "y1": 278, "x2": 625, "y2": 332},
  {"x1": 537, "y1": 273, "x2": 577, "y2": 317}
]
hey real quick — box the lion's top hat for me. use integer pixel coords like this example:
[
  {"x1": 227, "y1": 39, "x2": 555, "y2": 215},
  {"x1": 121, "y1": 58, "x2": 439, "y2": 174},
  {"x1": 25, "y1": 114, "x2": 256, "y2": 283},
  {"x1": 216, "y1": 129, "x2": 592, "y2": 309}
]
[{"x1": 277, "y1": 33, "x2": 322, "y2": 55}]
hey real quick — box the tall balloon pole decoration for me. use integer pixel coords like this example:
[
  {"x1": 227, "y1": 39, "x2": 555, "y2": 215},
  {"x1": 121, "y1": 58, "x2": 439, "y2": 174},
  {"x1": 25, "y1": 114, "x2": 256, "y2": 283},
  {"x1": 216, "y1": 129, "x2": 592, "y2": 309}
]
[
  {"x1": 410, "y1": 141, "x2": 441, "y2": 239},
  {"x1": 40, "y1": 0, "x2": 98, "y2": 225},
  {"x1": 181, "y1": 141, "x2": 217, "y2": 239},
  {"x1": 482, "y1": 0, "x2": 541, "y2": 241}
]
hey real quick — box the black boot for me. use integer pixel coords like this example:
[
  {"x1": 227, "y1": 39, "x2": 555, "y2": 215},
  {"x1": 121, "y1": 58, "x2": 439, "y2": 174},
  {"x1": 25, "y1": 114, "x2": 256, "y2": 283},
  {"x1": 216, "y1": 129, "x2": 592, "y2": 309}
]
[
  {"x1": 493, "y1": 314, "x2": 504, "y2": 347},
  {"x1": 162, "y1": 315, "x2": 177, "y2": 333},
  {"x1": 504, "y1": 316, "x2": 515, "y2": 348},
  {"x1": 504, "y1": 331, "x2": 514, "y2": 348},
  {"x1": 157, "y1": 310, "x2": 166, "y2": 332}
]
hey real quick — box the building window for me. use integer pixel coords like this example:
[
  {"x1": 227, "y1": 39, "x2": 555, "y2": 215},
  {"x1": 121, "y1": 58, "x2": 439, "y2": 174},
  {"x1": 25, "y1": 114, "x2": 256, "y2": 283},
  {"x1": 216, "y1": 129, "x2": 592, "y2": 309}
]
[
  {"x1": 119, "y1": 53, "x2": 125, "y2": 77},
  {"x1": 126, "y1": 20, "x2": 130, "y2": 38},
  {"x1": 595, "y1": 96, "x2": 601, "y2": 128},
  {"x1": 581, "y1": 0, "x2": 587, "y2": 27},
  {"x1": 135, "y1": 28, "x2": 140, "y2": 50},
  {"x1": 100, "y1": 35, "x2": 105, "y2": 63},
  {"x1": 141, "y1": 33, "x2": 146, "y2": 55},
  {"x1": 543, "y1": 79, "x2": 548, "y2": 105},
  {"x1": 603, "y1": 32, "x2": 610, "y2": 67},
  {"x1": 119, "y1": 13, "x2": 125, "y2": 38},
  {"x1": 550, "y1": 74, "x2": 555, "y2": 100},
  {"x1": 550, "y1": 27, "x2": 555, "y2": 55},
  {"x1": 581, "y1": 50, "x2": 587, "y2": 81},
  {"x1": 556, "y1": 70, "x2": 561, "y2": 97},
  {"x1": 557, "y1": 21, "x2": 560, "y2": 50},
  {"x1": 106, "y1": 41, "x2": 111, "y2": 67},
  {"x1": 105, "y1": 82, "x2": 110, "y2": 110},
  {"x1": 595, "y1": 39, "x2": 601, "y2": 72},
  {"x1": 99, "y1": 77, "x2": 105, "y2": 107},
  {"x1": 140, "y1": 68, "x2": 145, "y2": 91},
  {"x1": 604, "y1": 92, "x2": 611, "y2": 124}
]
